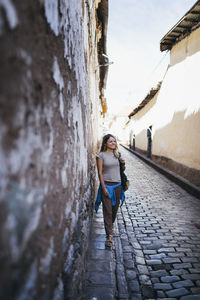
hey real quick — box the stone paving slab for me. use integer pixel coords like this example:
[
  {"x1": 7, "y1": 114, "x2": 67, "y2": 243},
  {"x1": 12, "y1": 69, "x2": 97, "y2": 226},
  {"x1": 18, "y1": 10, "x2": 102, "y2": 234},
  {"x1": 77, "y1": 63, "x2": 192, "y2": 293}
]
[
  {"x1": 83, "y1": 147, "x2": 200, "y2": 299},
  {"x1": 83, "y1": 208, "x2": 116, "y2": 300}
]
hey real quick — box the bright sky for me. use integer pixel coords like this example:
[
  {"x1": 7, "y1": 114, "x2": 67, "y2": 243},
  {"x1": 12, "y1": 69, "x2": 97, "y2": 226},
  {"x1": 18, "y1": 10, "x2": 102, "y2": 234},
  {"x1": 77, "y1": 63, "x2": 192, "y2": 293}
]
[{"x1": 106, "y1": 0, "x2": 197, "y2": 115}]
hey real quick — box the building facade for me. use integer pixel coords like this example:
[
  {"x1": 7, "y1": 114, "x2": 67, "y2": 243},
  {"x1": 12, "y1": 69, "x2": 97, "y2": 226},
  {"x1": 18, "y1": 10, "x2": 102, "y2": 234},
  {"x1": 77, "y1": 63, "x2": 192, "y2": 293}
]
[
  {"x1": 0, "y1": 0, "x2": 108, "y2": 299},
  {"x1": 128, "y1": 1, "x2": 200, "y2": 187}
]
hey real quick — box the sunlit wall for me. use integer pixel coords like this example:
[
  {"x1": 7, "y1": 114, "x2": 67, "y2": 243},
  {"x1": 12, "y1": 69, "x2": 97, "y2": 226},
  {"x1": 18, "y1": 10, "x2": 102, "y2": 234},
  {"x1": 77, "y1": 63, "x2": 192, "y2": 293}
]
[{"x1": 131, "y1": 27, "x2": 200, "y2": 171}]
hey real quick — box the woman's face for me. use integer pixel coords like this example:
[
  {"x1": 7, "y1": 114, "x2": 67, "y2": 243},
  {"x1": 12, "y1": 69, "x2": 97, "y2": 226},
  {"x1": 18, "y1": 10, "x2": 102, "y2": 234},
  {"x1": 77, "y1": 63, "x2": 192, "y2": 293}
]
[{"x1": 106, "y1": 137, "x2": 117, "y2": 150}]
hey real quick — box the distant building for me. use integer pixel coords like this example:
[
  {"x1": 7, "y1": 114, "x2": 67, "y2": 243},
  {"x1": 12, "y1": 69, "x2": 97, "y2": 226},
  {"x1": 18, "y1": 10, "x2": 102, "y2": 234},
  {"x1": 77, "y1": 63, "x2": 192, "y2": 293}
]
[
  {"x1": 104, "y1": 105, "x2": 132, "y2": 143},
  {"x1": 128, "y1": 0, "x2": 200, "y2": 186}
]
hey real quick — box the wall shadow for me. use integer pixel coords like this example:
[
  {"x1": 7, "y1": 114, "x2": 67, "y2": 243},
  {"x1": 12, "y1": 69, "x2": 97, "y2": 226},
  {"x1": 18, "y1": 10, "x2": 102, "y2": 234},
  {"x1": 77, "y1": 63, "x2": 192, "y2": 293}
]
[{"x1": 152, "y1": 109, "x2": 200, "y2": 186}]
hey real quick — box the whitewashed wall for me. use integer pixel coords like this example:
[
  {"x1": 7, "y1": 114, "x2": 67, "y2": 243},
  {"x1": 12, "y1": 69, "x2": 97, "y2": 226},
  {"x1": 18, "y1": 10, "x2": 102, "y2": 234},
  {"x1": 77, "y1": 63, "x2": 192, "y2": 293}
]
[{"x1": 129, "y1": 27, "x2": 200, "y2": 186}]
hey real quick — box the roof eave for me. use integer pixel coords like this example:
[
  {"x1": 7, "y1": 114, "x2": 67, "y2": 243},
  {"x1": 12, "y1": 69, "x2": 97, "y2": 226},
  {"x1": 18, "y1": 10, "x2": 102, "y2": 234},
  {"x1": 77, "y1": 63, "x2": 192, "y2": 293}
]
[
  {"x1": 160, "y1": 0, "x2": 200, "y2": 51},
  {"x1": 128, "y1": 82, "x2": 162, "y2": 119}
]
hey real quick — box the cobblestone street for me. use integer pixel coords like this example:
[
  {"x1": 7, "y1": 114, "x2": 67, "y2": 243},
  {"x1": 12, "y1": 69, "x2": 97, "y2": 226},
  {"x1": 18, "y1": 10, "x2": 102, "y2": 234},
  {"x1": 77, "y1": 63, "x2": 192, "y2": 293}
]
[{"x1": 84, "y1": 147, "x2": 200, "y2": 300}]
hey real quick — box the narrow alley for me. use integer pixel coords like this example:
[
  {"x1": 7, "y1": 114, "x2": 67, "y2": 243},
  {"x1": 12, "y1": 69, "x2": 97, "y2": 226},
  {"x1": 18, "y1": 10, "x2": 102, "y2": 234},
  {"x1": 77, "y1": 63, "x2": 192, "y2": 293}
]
[
  {"x1": 84, "y1": 147, "x2": 200, "y2": 300},
  {"x1": 1, "y1": 1, "x2": 200, "y2": 299}
]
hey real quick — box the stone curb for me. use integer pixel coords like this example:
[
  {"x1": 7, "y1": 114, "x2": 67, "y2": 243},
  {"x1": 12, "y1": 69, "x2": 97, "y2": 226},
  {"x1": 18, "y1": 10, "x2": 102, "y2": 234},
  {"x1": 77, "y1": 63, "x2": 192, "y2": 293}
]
[{"x1": 120, "y1": 144, "x2": 200, "y2": 200}]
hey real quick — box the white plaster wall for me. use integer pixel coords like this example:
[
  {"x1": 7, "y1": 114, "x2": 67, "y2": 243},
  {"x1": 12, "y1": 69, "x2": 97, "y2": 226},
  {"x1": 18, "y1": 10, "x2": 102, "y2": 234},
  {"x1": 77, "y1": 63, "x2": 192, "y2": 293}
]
[
  {"x1": 130, "y1": 93, "x2": 159, "y2": 151},
  {"x1": 130, "y1": 28, "x2": 200, "y2": 170},
  {"x1": 170, "y1": 27, "x2": 200, "y2": 66},
  {"x1": 152, "y1": 50, "x2": 200, "y2": 169}
]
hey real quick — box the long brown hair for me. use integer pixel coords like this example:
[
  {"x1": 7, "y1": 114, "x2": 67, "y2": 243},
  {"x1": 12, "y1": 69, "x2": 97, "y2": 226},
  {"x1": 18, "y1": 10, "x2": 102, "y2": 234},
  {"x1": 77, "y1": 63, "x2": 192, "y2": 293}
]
[{"x1": 100, "y1": 134, "x2": 119, "y2": 158}]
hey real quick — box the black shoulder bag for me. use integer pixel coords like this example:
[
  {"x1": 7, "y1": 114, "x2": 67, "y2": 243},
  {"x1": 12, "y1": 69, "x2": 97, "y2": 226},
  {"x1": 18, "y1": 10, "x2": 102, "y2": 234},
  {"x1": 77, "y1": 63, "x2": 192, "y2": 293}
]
[{"x1": 118, "y1": 153, "x2": 129, "y2": 191}]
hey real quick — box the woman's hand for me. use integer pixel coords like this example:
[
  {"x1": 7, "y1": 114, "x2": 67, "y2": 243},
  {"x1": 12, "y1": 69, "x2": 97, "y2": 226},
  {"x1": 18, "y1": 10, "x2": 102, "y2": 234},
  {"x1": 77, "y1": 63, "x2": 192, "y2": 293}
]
[
  {"x1": 103, "y1": 187, "x2": 109, "y2": 197},
  {"x1": 120, "y1": 157, "x2": 126, "y2": 170},
  {"x1": 119, "y1": 157, "x2": 125, "y2": 163}
]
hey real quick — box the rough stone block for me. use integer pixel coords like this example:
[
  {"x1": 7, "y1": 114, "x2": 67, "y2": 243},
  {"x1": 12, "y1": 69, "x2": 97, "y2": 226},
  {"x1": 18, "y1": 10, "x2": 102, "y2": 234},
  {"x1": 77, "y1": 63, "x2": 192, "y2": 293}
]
[
  {"x1": 173, "y1": 263, "x2": 192, "y2": 269},
  {"x1": 146, "y1": 259, "x2": 162, "y2": 265},
  {"x1": 166, "y1": 288, "x2": 189, "y2": 297},
  {"x1": 141, "y1": 284, "x2": 157, "y2": 298},
  {"x1": 154, "y1": 283, "x2": 172, "y2": 290},
  {"x1": 161, "y1": 275, "x2": 180, "y2": 283},
  {"x1": 172, "y1": 280, "x2": 194, "y2": 288},
  {"x1": 158, "y1": 248, "x2": 175, "y2": 253},
  {"x1": 168, "y1": 252, "x2": 185, "y2": 257},
  {"x1": 149, "y1": 253, "x2": 167, "y2": 259},
  {"x1": 144, "y1": 250, "x2": 157, "y2": 255},
  {"x1": 182, "y1": 274, "x2": 200, "y2": 280},
  {"x1": 136, "y1": 256, "x2": 146, "y2": 265},
  {"x1": 170, "y1": 269, "x2": 189, "y2": 276},
  {"x1": 137, "y1": 265, "x2": 149, "y2": 275},
  {"x1": 157, "y1": 290, "x2": 166, "y2": 298},
  {"x1": 163, "y1": 258, "x2": 181, "y2": 264},
  {"x1": 128, "y1": 280, "x2": 140, "y2": 292},
  {"x1": 150, "y1": 270, "x2": 168, "y2": 277},
  {"x1": 126, "y1": 270, "x2": 137, "y2": 280},
  {"x1": 181, "y1": 257, "x2": 198, "y2": 263},
  {"x1": 180, "y1": 295, "x2": 200, "y2": 300},
  {"x1": 191, "y1": 287, "x2": 200, "y2": 294},
  {"x1": 151, "y1": 277, "x2": 160, "y2": 283}
]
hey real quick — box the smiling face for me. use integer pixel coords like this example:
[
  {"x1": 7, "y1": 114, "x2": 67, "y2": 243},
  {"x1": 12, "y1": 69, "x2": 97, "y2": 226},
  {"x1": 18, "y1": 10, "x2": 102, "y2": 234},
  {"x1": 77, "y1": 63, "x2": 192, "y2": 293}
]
[
  {"x1": 106, "y1": 136, "x2": 117, "y2": 151},
  {"x1": 100, "y1": 134, "x2": 118, "y2": 152}
]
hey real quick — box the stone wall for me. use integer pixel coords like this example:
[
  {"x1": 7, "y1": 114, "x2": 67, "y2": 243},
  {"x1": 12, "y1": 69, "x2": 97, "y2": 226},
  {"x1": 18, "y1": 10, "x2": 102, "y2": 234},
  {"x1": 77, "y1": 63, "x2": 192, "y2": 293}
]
[{"x1": 0, "y1": 0, "x2": 107, "y2": 299}]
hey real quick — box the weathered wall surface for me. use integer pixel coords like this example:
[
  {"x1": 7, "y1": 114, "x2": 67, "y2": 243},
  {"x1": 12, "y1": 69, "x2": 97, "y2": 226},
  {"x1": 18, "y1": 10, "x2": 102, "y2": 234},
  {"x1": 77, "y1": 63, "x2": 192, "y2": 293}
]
[
  {"x1": 129, "y1": 27, "x2": 200, "y2": 186},
  {"x1": 130, "y1": 93, "x2": 159, "y2": 152},
  {"x1": 151, "y1": 27, "x2": 200, "y2": 183},
  {"x1": 170, "y1": 27, "x2": 200, "y2": 66},
  {"x1": 0, "y1": 0, "x2": 106, "y2": 299}
]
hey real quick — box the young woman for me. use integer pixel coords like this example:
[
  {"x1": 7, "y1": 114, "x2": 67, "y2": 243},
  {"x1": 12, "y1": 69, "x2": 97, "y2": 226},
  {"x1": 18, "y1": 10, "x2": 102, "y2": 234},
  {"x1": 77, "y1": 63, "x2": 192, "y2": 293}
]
[{"x1": 96, "y1": 134, "x2": 125, "y2": 247}]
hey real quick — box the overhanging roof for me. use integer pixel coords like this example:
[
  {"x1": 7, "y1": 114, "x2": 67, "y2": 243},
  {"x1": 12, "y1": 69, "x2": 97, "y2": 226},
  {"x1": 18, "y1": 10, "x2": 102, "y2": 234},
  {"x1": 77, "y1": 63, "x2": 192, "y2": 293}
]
[
  {"x1": 128, "y1": 82, "x2": 162, "y2": 118},
  {"x1": 160, "y1": 0, "x2": 200, "y2": 51}
]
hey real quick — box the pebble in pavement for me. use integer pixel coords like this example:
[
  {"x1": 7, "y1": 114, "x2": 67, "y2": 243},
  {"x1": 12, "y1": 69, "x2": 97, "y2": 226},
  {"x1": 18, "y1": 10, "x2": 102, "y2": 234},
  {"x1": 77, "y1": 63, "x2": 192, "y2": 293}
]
[{"x1": 84, "y1": 147, "x2": 200, "y2": 300}]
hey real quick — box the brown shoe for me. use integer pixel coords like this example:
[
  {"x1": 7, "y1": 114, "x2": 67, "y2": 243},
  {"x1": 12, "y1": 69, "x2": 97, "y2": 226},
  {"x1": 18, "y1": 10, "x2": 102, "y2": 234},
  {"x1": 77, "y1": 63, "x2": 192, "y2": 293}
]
[
  {"x1": 194, "y1": 223, "x2": 200, "y2": 229},
  {"x1": 105, "y1": 235, "x2": 112, "y2": 247}
]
